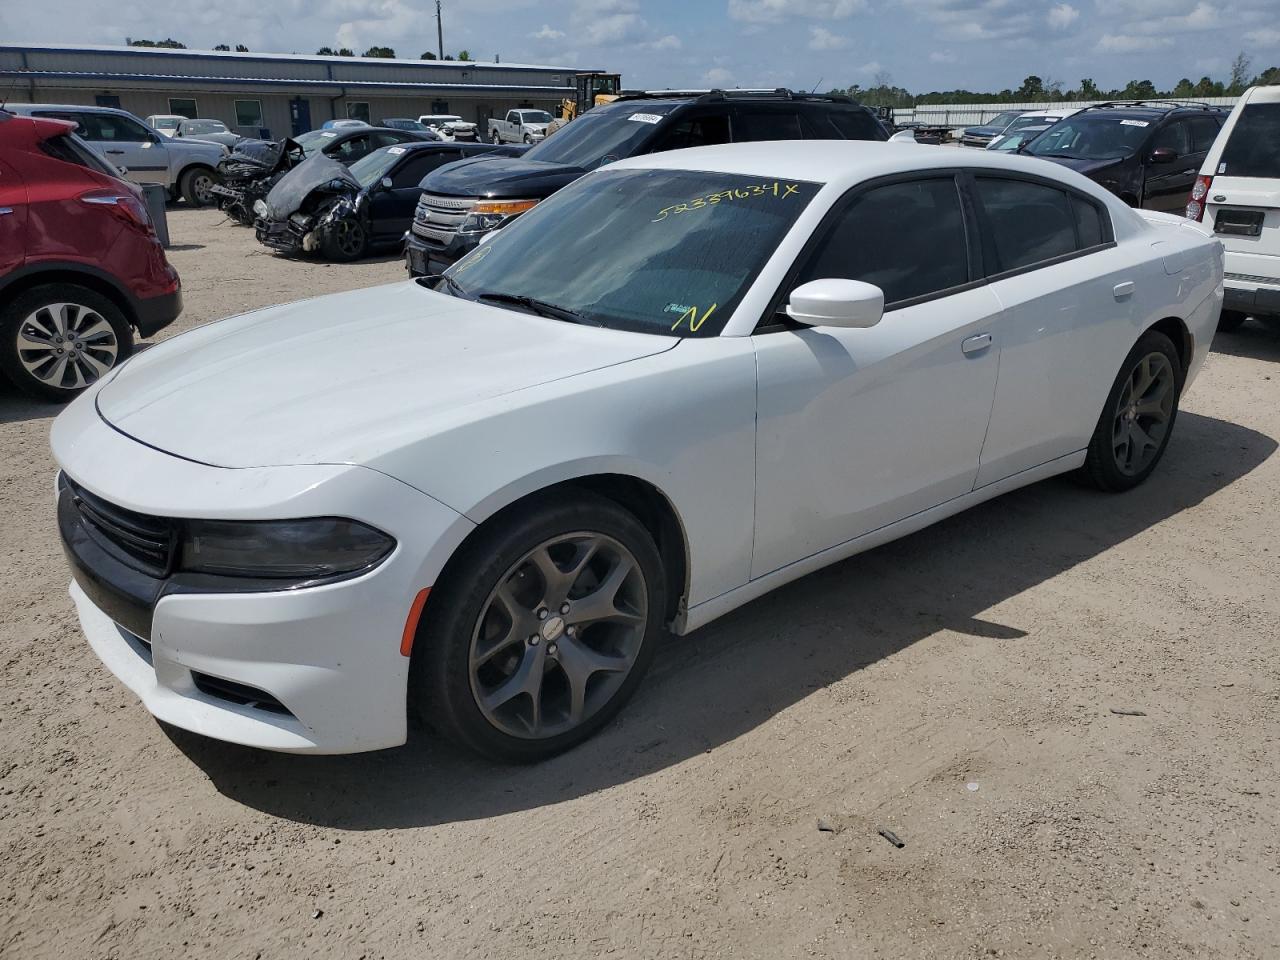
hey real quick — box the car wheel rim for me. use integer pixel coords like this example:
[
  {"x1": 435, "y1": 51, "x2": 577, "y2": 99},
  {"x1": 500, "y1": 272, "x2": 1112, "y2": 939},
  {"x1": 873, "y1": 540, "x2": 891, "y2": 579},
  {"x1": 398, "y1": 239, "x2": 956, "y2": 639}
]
[
  {"x1": 1112, "y1": 352, "x2": 1174, "y2": 476},
  {"x1": 468, "y1": 532, "x2": 649, "y2": 740},
  {"x1": 16, "y1": 302, "x2": 119, "y2": 391},
  {"x1": 333, "y1": 220, "x2": 364, "y2": 256},
  {"x1": 193, "y1": 174, "x2": 215, "y2": 204}
]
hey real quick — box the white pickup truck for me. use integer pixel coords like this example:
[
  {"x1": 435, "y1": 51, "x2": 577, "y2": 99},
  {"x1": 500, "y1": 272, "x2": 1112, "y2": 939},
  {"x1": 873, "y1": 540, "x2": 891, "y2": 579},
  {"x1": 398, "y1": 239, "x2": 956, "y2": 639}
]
[{"x1": 488, "y1": 109, "x2": 553, "y2": 145}]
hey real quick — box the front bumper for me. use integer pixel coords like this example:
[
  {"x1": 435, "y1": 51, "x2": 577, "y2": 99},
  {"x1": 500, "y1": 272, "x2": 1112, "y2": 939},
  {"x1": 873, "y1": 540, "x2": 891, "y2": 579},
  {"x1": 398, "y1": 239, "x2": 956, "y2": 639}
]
[
  {"x1": 255, "y1": 217, "x2": 306, "y2": 254},
  {"x1": 404, "y1": 228, "x2": 477, "y2": 276},
  {"x1": 51, "y1": 391, "x2": 476, "y2": 753},
  {"x1": 960, "y1": 134, "x2": 995, "y2": 147}
]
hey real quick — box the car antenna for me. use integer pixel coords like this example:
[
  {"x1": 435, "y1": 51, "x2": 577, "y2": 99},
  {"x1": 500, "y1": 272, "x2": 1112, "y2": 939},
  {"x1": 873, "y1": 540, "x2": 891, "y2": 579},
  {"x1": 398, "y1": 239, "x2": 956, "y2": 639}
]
[{"x1": 810, "y1": 77, "x2": 823, "y2": 94}]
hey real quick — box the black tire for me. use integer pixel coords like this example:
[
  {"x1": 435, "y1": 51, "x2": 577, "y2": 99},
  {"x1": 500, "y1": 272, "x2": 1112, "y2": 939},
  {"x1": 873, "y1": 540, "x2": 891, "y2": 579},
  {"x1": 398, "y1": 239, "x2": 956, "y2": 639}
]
[
  {"x1": 180, "y1": 166, "x2": 218, "y2": 207},
  {"x1": 491, "y1": 130, "x2": 502, "y2": 144},
  {"x1": 319, "y1": 217, "x2": 368, "y2": 261},
  {"x1": 523, "y1": 133, "x2": 533, "y2": 144},
  {"x1": 1082, "y1": 329, "x2": 1184, "y2": 492},
  {"x1": 411, "y1": 490, "x2": 667, "y2": 762},
  {"x1": 0, "y1": 283, "x2": 134, "y2": 402},
  {"x1": 1217, "y1": 309, "x2": 1248, "y2": 332}
]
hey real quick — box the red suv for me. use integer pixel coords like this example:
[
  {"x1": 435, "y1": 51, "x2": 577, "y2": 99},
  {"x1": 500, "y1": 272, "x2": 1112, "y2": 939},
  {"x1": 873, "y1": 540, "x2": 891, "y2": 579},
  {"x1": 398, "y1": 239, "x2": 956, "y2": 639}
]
[{"x1": 0, "y1": 110, "x2": 182, "y2": 401}]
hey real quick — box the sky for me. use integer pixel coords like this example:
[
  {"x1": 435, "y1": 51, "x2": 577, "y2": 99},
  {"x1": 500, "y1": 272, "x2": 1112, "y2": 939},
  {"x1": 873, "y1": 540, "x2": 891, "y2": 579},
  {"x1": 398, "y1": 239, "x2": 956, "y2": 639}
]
[{"x1": 3, "y1": 0, "x2": 1278, "y2": 94}]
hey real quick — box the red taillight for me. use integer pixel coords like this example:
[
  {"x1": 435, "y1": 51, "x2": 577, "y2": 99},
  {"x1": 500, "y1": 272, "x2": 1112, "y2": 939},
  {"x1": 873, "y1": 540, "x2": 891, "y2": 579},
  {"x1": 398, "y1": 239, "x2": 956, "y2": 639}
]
[
  {"x1": 1186, "y1": 175, "x2": 1212, "y2": 222},
  {"x1": 79, "y1": 189, "x2": 154, "y2": 234}
]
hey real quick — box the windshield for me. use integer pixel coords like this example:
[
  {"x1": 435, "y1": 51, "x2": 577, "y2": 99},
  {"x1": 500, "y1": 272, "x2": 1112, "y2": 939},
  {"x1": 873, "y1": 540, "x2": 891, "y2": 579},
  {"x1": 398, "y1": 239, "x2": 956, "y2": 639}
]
[
  {"x1": 295, "y1": 129, "x2": 337, "y2": 156},
  {"x1": 518, "y1": 110, "x2": 552, "y2": 124},
  {"x1": 990, "y1": 130, "x2": 1043, "y2": 151},
  {"x1": 1219, "y1": 103, "x2": 1280, "y2": 178},
  {"x1": 438, "y1": 168, "x2": 819, "y2": 337},
  {"x1": 522, "y1": 103, "x2": 680, "y2": 169},
  {"x1": 183, "y1": 120, "x2": 226, "y2": 135},
  {"x1": 152, "y1": 117, "x2": 180, "y2": 130},
  {"x1": 386, "y1": 119, "x2": 427, "y2": 130},
  {"x1": 986, "y1": 112, "x2": 1022, "y2": 128},
  {"x1": 1007, "y1": 115, "x2": 1054, "y2": 131},
  {"x1": 348, "y1": 147, "x2": 403, "y2": 188},
  {"x1": 1026, "y1": 115, "x2": 1152, "y2": 160}
]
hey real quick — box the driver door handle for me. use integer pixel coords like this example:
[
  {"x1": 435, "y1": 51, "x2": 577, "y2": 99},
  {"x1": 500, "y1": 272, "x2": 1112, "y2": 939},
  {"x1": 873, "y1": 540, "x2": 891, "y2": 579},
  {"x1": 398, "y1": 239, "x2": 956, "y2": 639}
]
[
  {"x1": 105, "y1": 149, "x2": 125, "y2": 155},
  {"x1": 961, "y1": 333, "x2": 993, "y2": 355}
]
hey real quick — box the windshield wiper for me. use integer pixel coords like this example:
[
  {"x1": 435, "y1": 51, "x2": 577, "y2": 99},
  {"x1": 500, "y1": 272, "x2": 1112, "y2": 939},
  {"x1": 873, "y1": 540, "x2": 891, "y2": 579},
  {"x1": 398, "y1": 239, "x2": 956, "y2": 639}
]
[
  {"x1": 424, "y1": 273, "x2": 467, "y2": 298},
  {"x1": 475, "y1": 291, "x2": 602, "y2": 326}
]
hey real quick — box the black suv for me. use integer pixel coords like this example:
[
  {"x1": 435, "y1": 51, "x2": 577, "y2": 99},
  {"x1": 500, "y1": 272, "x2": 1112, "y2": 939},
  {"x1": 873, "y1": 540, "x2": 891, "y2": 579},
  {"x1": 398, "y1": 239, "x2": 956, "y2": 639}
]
[
  {"x1": 405, "y1": 88, "x2": 887, "y2": 276},
  {"x1": 1022, "y1": 100, "x2": 1226, "y2": 211}
]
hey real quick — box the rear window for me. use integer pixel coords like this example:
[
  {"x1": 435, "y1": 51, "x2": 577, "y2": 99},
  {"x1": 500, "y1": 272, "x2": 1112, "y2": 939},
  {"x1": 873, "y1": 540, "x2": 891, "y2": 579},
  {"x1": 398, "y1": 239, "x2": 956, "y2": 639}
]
[
  {"x1": 1218, "y1": 103, "x2": 1280, "y2": 178},
  {"x1": 823, "y1": 109, "x2": 886, "y2": 141},
  {"x1": 39, "y1": 133, "x2": 121, "y2": 178}
]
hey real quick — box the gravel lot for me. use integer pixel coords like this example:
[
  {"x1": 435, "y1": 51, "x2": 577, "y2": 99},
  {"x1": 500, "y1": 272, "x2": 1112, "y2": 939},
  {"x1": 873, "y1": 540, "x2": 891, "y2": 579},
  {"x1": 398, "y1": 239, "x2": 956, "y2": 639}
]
[{"x1": 2, "y1": 207, "x2": 1278, "y2": 960}]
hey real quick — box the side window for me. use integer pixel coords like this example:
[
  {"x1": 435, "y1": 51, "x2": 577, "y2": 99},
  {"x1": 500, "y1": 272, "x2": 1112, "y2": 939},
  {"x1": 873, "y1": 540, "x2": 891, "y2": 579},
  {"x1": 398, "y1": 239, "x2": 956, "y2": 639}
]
[
  {"x1": 1188, "y1": 117, "x2": 1221, "y2": 153},
  {"x1": 88, "y1": 114, "x2": 153, "y2": 143},
  {"x1": 373, "y1": 131, "x2": 413, "y2": 148},
  {"x1": 795, "y1": 177, "x2": 970, "y2": 306},
  {"x1": 974, "y1": 177, "x2": 1077, "y2": 273},
  {"x1": 1151, "y1": 120, "x2": 1190, "y2": 155},
  {"x1": 824, "y1": 110, "x2": 884, "y2": 141},
  {"x1": 650, "y1": 113, "x2": 731, "y2": 151},
  {"x1": 507, "y1": 111, "x2": 518, "y2": 124},
  {"x1": 33, "y1": 111, "x2": 87, "y2": 135},
  {"x1": 735, "y1": 109, "x2": 804, "y2": 142},
  {"x1": 391, "y1": 151, "x2": 460, "y2": 187},
  {"x1": 332, "y1": 135, "x2": 371, "y2": 160},
  {"x1": 1071, "y1": 197, "x2": 1107, "y2": 249}
]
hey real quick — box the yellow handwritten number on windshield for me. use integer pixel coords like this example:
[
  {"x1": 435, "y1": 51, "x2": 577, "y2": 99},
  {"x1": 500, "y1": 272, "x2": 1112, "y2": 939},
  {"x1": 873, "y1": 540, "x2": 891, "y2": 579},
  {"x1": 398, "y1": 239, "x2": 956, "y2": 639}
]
[{"x1": 671, "y1": 303, "x2": 717, "y2": 333}]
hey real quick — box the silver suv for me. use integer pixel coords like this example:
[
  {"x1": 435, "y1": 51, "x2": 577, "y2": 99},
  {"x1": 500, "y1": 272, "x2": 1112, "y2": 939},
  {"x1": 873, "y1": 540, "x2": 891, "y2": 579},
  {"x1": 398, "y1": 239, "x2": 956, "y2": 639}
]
[{"x1": 6, "y1": 103, "x2": 226, "y2": 205}]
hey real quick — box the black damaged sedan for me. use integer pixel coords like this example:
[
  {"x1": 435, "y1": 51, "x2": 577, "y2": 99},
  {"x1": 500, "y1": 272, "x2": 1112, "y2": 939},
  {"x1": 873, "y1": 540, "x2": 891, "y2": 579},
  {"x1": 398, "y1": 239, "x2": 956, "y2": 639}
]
[{"x1": 254, "y1": 141, "x2": 514, "y2": 261}]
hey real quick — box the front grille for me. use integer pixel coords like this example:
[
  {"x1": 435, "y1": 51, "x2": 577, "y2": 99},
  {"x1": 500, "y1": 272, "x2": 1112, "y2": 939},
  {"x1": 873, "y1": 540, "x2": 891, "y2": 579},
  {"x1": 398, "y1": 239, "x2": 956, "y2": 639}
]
[
  {"x1": 1225, "y1": 271, "x2": 1280, "y2": 287},
  {"x1": 412, "y1": 193, "x2": 475, "y2": 247},
  {"x1": 63, "y1": 476, "x2": 176, "y2": 577}
]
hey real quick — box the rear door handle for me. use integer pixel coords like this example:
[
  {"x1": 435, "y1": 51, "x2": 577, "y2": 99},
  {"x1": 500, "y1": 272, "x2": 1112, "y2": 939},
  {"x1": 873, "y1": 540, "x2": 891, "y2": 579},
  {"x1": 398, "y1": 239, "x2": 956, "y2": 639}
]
[
  {"x1": 1113, "y1": 281, "x2": 1135, "y2": 300},
  {"x1": 961, "y1": 333, "x2": 992, "y2": 355}
]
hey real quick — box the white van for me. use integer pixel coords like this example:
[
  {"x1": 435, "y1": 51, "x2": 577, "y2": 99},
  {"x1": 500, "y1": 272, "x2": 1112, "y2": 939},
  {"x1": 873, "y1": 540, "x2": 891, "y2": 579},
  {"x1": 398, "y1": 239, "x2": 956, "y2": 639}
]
[{"x1": 1189, "y1": 85, "x2": 1280, "y2": 330}]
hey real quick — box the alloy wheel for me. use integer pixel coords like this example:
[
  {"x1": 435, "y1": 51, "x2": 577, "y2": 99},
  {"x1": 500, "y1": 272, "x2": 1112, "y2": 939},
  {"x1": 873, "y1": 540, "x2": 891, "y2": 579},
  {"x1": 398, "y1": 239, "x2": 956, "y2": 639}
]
[
  {"x1": 469, "y1": 532, "x2": 649, "y2": 739},
  {"x1": 332, "y1": 219, "x2": 365, "y2": 258},
  {"x1": 192, "y1": 173, "x2": 216, "y2": 205},
  {"x1": 1112, "y1": 351, "x2": 1174, "y2": 476},
  {"x1": 16, "y1": 302, "x2": 119, "y2": 391}
]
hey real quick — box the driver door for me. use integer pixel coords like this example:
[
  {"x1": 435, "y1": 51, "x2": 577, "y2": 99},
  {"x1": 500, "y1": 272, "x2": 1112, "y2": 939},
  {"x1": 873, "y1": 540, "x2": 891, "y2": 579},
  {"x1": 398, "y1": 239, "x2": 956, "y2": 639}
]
[
  {"x1": 85, "y1": 112, "x2": 169, "y2": 186},
  {"x1": 751, "y1": 174, "x2": 1002, "y2": 577}
]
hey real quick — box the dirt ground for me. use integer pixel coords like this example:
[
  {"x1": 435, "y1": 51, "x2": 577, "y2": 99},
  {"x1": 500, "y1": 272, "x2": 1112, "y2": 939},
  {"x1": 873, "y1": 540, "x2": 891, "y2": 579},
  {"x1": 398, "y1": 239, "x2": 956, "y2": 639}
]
[{"x1": 2, "y1": 207, "x2": 1278, "y2": 960}]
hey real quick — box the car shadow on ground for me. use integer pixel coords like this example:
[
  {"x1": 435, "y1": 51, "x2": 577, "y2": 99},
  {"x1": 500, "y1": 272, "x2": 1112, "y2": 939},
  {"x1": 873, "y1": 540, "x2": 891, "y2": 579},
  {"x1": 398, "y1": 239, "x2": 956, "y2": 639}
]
[
  {"x1": 169, "y1": 411, "x2": 1276, "y2": 830},
  {"x1": 0, "y1": 383, "x2": 65, "y2": 424},
  {"x1": 1211, "y1": 321, "x2": 1280, "y2": 363}
]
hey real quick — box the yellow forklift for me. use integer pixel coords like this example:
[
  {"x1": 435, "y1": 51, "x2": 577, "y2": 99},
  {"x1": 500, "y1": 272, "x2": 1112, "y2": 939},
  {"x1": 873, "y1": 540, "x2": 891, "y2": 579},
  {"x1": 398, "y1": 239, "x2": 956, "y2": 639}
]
[{"x1": 547, "y1": 72, "x2": 622, "y2": 135}]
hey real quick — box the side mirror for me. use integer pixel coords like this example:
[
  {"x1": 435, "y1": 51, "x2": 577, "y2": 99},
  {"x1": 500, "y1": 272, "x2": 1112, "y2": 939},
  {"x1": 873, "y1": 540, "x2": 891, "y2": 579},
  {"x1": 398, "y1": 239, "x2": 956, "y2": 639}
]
[
  {"x1": 888, "y1": 129, "x2": 918, "y2": 143},
  {"x1": 786, "y1": 279, "x2": 884, "y2": 329},
  {"x1": 1149, "y1": 147, "x2": 1178, "y2": 164}
]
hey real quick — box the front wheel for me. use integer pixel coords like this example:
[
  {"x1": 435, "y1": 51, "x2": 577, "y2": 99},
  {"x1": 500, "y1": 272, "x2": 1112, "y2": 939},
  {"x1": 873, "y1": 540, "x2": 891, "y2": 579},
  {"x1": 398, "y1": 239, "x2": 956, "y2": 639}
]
[
  {"x1": 411, "y1": 491, "x2": 666, "y2": 762},
  {"x1": 1082, "y1": 329, "x2": 1184, "y2": 491},
  {"x1": 320, "y1": 217, "x2": 368, "y2": 261},
  {"x1": 523, "y1": 133, "x2": 533, "y2": 144},
  {"x1": 180, "y1": 166, "x2": 218, "y2": 207},
  {"x1": 0, "y1": 284, "x2": 134, "y2": 402}
]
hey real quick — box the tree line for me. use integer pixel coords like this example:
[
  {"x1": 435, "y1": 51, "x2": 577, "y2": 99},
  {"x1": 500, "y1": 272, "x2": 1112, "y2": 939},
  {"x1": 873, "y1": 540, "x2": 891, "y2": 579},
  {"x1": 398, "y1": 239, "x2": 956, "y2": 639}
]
[
  {"x1": 125, "y1": 38, "x2": 476, "y2": 60},
  {"x1": 831, "y1": 52, "x2": 1279, "y2": 108}
]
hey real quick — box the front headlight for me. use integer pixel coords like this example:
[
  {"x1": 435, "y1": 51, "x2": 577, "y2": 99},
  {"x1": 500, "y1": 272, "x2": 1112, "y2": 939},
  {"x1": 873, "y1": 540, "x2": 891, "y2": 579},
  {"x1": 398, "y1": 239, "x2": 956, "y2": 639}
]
[
  {"x1": 458, "y1": 198, "x2": 539, "y2": 234},
  {"x1": 180, "y1": 518, "x2": 395, "y2": 580}
]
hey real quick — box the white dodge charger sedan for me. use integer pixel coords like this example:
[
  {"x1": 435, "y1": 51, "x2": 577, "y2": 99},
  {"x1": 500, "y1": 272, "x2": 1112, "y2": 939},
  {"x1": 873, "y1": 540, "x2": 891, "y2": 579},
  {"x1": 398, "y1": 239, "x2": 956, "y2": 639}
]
[{"x1": 52, "y1": 142, "x2": 1223, "y2": 761}]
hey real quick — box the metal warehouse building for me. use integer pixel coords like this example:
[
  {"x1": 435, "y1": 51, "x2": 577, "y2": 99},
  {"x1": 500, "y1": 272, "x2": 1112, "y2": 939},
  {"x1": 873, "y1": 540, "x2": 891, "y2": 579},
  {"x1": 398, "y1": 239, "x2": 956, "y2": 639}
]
[{"x1": 0, "y1": 43, "x2": 595, "y2": 138}]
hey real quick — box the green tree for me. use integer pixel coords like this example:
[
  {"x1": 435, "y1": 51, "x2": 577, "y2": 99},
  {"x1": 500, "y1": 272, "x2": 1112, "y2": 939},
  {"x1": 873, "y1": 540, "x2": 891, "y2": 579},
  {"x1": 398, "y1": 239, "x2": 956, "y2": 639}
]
[
  {"x1": 421, "y1": 51, "x2": 438, "y2": 59},
  {"x1": 214, "y1": 43, "x2": 230, "y2": 50},
  {"x1": 128, "y1": 37, "x2": 186, "y2": 48},
  {"x1": 1121, "y1": 79, "x2": 1158, "y2": 100},
  {"x1": 457, "y1": 49, "x2": 472, "y2": 61},
  {"x1": 362, "y1": 45, "x2": 396, "y2": 58},
  {"x1": 1016, "y1": 75, "x2": 1044, "y2": 99},
  {"x1": 1172, "y1": 77, "x2": 1194, "y2": 97},
  {"x1": 1256, "y1": 66, "x2": 1280, "y2": 86},
  {"x1": 443, "y1": 54, "x2": 456, "y2": 60},
  {"x1": 1078, "y1": 77, "x2": 1099, "y2": 99},
  {"x1": 1228, "y1": 51, "x2": 1252, "y2": 94},
  {"x1": 235, "y1": 44, "x2": 249, "y2": 52}
]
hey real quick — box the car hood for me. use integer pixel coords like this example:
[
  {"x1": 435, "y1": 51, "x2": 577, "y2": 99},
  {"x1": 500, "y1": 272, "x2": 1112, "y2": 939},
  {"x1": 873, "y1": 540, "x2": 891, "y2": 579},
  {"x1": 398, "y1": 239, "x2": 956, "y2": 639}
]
[
  {"x1": 165, "y1": 137, "x2": 225, "y2": 157},
  {"x1": 422, "y1": 156, "x2": 585, "y2": 198},
  {"x1": 264, "y1": 153, "x2": 358, "y2": 219},
  {"x1": 94, "y1": 282, "x2": 675, "y2": 469},
  {"x1": 964, "y1": 125, "x2": 1003, "y2": 137},
  {"x1": 1037, "y1": 155, "x2": 1126, "y2": 178}
]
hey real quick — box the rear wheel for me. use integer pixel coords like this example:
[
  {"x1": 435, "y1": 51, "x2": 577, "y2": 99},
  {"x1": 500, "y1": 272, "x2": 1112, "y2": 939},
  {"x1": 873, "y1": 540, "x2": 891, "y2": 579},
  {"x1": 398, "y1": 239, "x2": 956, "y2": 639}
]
[
  {"x1": 411, "y1": 491, "x2": 666, "y2": 762},
  {"x1": 1082, "y1": 329, "x2": 1183, "y2": 492},
  {"x1": 0, "y1": 284, "x2": 133, "y2": 402},
  {"x1": 1217, "y1": 309, "x2": 1248, "y2": 332},
  {"x1": 320, "y1": 217, "x2": 368, "y2": 261},
  {"x1": 491, "y1": 130, "x2": 502, "y2": 144},
  {"x1": 180, "y1": 166, "x2": 218, "y2": 207}
]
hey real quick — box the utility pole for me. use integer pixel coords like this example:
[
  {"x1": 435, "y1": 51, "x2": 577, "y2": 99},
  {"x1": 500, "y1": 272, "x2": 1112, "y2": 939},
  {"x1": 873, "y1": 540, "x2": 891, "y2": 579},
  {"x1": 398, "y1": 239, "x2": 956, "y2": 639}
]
[{"x1": 436, "y1": 0, "x2": 444, "y2": 61}]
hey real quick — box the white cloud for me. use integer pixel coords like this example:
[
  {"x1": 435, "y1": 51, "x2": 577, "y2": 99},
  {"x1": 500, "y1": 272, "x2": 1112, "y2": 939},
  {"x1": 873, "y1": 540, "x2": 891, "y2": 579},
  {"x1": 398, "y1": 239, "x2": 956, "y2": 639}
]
[
  {"x1": 704, "y1": 66, "x2": 735, "y2": 85},
  {"x1": 903, "y1": 0, "x2": 1034, "y2": 42},
  {"x1": 728, "y1": 0, "x2": 866, "y2": 24},
  {"x1": 1047, "y1": 3, "x2": 1079, "y2": 28},
  {"x1": 531, "y1": 24, "x2": 565, "y2": 41},
  {"x1": 856, "y1": 60, "x2": 883, "y2": 75},
  {"x1": 929, "y1": 50, "x2": 957, "y2": 62},
  {"x1": 582, "y1": 12, "x2": 646, "y2": 44},
  {"x1": 647, "y1": 34, "x2": 682, "y2": 50},
  {"x1": 1133, "y1": 1, "x2": 1216, "y2": 34},
  {"x1": 1245, "y1": 26, "x2": 1280, "y2": 45},
  {"x1": 808, "y1": 26, "x2": 849, "y2": 49},
  {"x1": 1097, "y1": 33, "x2": 1174, "y2": 51}
]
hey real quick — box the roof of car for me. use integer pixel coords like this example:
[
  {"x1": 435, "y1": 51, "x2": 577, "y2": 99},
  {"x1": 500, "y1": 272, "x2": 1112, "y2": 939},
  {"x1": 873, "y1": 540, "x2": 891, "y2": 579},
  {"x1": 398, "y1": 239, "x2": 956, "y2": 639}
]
[
  {"x1": 611, "y1": 140, "x2": 1122, "y2": 196},
  {"x1": 1073, "y1": 100, "x2": 1227, "y2": 119},
  {"x1": 8, "y1": 102, "x2": 133, "y2": 116}
]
